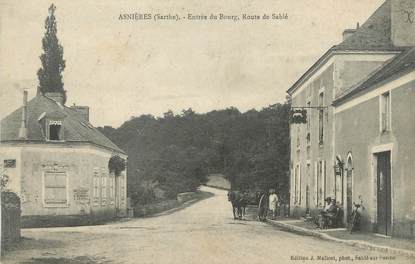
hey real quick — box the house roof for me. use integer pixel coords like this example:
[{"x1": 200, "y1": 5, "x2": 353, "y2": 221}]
[
  {"x1": 287, "y1": 1, "x2": 407, "y2": 95},
  {"x1": 333, "y1": 46, "x2": 415, "y2": 106},
  {"x1": 332, "y1": 1, "x2": 396, "y2": 52},
  {"x1": 1, "y1": 95, "x2": 125, "y2": 154}
]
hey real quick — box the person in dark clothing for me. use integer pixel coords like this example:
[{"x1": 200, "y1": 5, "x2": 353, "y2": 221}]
[
  {"x1": 318, "y1": 197, "x2": 338, "y2": 228},
  {"x1": 257, "y1": 191, "x2": 268, "y2": 221}
]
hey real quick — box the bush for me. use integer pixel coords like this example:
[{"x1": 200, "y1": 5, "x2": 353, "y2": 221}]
[
  {"x1": 1, "y1": 191, "x2": 21, "y2": 249},
  {"x1": 1, "y1": 191, "x2": 20, "y2": 208},
  {"x1": 130, "y1": 185, "x2": 156, "y2": 206},
  {"x1": 108, "y1": 155, "x2": 126, "y2": 176}
]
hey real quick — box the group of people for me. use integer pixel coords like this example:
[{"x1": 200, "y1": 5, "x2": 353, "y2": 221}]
[
  {"x1": 317, "y1": 197, "x2": 339, "y2": 228},
  {"x1": 257, "y1": 189, "x2": 280, "y2": 221}
]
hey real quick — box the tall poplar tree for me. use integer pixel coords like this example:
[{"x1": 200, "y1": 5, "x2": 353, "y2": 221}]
[{"x1": 37, "y1": 4, "x2": 66, "y2": 104}]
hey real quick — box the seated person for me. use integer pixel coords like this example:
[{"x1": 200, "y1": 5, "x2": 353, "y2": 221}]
[{"x1": 318, "y1": 197, "x2": 337, "y2": 228}]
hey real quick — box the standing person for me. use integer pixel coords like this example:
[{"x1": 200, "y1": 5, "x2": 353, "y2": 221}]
[
  {"x1": 257, "y1": 191, "x2": 268, "y2": 221},
  {"x1": 268, "y1": 189, "x2": 279, "y2": 220}
]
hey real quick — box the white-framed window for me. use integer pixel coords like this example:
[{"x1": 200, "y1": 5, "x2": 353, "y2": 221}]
[
  {"x1": 120, "y1": 176, "x2": 125, "y2": 202},
  {"x1": 93, "y1": 169, "x2": 100, "y2": 204},
  {"x1": 380, "y1": 91, "x2": 391, "y2": 132},
  {"x1": 306, "y1": 100, "x2": 311, "y2": 149},
  {"x1": 101, "y1": 171, "x2": 107, "y2": 203},
  {"x1": 316, "y1": 160, "x2": 326, "y2": 206},
  {"x1": 294, "y1": 164, "x2": 301, "y2": 205},
  {"x1": 318, "y1": 92, "x2": 324, "y2": 145},
  {"x1": 47, "y1": 120, "x2": 63, "y2": 141},
  {"x1": 109, "y1": 174, "x2": 114, "y2": 201},
  {"x1": 43, "y1": 172, "x2": 68, "y2": 206}
]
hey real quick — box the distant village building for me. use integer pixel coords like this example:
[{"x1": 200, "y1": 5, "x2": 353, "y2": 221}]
[
  {"x1": 287, "y1": 0, "x2": 415, "y2": 238},
  {"x1": 0, "y1": 91, "x2": 127, "y2": 226}
]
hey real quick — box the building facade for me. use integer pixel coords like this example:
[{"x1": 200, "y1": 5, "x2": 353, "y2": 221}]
[
  {"x1": 288, "y1": 0, "x2": 415, "y2": 238},
  {"x1": 0, "y1": 92, "x2": 127, "y2": 226}
]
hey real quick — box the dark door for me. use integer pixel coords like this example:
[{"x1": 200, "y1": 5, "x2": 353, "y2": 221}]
[{"x1": 377, "y1": 152, "x2": 392, "y2": 236}]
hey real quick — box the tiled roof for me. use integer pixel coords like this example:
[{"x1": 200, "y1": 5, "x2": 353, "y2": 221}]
[
  {"x1": 333, "y1": 47, "x2": 415, "y2": 105},
  {"x1": 333, "y1": 1, "x2": 398, "y2": 51},
  {"x1": 1, "y1": 95, "x2": 125, "y2": 154},
  {"x1": 287, "y1": 1, "x2": 407, "y2": 95}
]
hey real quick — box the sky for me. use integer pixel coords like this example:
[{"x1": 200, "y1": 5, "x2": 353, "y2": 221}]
[{"x1": 0, "y1": 0, "x2": 384, "y2": 127}]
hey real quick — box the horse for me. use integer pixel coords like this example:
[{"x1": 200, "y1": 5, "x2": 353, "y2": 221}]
[{"x1": 227, "y1": 190, "x2": 248, "y2": 220}]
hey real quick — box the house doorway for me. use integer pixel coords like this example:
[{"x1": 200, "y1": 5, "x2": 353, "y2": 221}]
[
  {"x1": 376, "y1": 151, "x2": 392, "y2": 236},
  {"x1": 346, "y1": 155, "x2": 353, "y2": 223}
]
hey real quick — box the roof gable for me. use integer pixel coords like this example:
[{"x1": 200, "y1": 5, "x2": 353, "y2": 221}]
[
  {"x1": 287, "y1": 1, "x2": 406, "y2": 95},
  {"x1": 1, "y1": 95, "x2": 125, "y2": 154},
  {"x1": 333, "y1": 1, "x2": 396, "y2": 51},
  {"x1": 333, "y1": 46, "x2": 415, "y2": 105}
]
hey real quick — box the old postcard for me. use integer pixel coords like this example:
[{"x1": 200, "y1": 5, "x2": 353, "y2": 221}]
[{"x1": 1, "y1": 0, "x2": 414, "y2": 263}]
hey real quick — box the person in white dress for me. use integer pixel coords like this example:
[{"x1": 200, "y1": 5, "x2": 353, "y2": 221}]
[{"x1": 268, "y1": 189, "x2": 279, "y2": 220}]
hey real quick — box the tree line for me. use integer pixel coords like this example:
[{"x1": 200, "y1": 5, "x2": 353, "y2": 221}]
[{"x1": 98, "y1": 101, "x2": 291, "y2": 205}]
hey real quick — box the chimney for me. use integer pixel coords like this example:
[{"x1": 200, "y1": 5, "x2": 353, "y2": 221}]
[
  {"x1": 45, "y1": 92, "x2": 64, "y2": 105},
  {"x1": 342, "y1": 28, "x2": 356, "y2": 41},
  {"x1": 391, "y1": 0, "x2": 415, "y2": 46},
  {"x1": 70, "y1": 105, "x2": 90, "y2": 122},
  {"x1": 18, "y1": 90, "x2": 28, "y2": 139}
]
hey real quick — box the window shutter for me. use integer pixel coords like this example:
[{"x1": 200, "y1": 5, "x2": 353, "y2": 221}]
[
  {"x1": 323, "y1": 160, "x2": 326, "y2": 201},
  {"x1": 314, "y1": 161, "x2": 318, "y2": 206},
  {"x1": 299, "y1": 165, "x2": 302, "y2": 205}
]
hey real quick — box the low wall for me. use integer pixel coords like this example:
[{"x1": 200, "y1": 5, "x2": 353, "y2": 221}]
[
  {"x1": 177, "y1": 192, "x2": 196, "y2": 203},
  {"x1": 133, "y1": 191, "x2": 211, "y2": 217},
  {"x1": 204, "y1": 184, "x2": 230, "y2": 191},
  {"x1": 21, "y1": 210, "x2": 118, "y2": 228},
  {"x1": 133, "y1": 199, "x2": 179, "y2": 217}
]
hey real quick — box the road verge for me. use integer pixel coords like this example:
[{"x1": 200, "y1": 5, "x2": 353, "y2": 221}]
[{"x1": 266, "y1": 219, "x2": 415, "y2": 259}]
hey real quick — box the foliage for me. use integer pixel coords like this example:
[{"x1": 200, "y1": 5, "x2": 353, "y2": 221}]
[
  {"x1": 1, "y1": 191, "x2": 20, "y2": 208},
  {"x1": 37, "y1": 4, "x2": 67, "y2": 104},
  {"x1": 129, "y1": 185, "x2": 156, "y2": 206},
  {"x1": 108, "y1": 155, "x2": 126, "y2": 177},
  {"x1": 98, "y1": 101, "x2": 291, "y2": 204},
  {"x1": 1, "y1": 173, "x2": 9, "y2": 191}
]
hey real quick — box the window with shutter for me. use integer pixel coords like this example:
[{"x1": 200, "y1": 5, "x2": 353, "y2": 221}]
[
  {"x1": 101, "y1": 170, "x2": 107, "y2": 204},
  {"x1": 44, "y1": 172, "x2": 67, "y2": 206},
  {"x1": 380, "y1": 92, "x2": 390, "y2": 132},
  {"x1": 93, "y1": 169, "x2": 100, "y2": 205}
]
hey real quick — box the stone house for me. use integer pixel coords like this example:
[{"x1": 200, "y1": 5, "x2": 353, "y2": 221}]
[
  {"x1": 0, "y1": 91, "x2": 127, "y2": 226},
  {"x1": 287, "y1": 0, "x2": 415, "y2": 238}
]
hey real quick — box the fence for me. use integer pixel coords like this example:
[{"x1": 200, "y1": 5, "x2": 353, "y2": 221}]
[{"x1": 1, "y1": 191, "x2": 21, "y2": 249}]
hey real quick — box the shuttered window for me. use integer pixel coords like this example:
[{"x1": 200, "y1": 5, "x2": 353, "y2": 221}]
[
  {"x1": 44, "y1": 172, "x2": 67, "y2": 205},
  {"x1": 101, "y1": 171, "x2": 107, "y2": 203},
  {"x1": 316, "y1": 160, "x2": 326, "y2": 206},
  {"x1": 380, "y1": 92, "x2": 390, "y2": 132},
  {"x1": 120, "y1": 176, "x2": 125, "y2": 201},
  {"x1": 93, "y1": 169, "x2": 100, "y2": 204},
  {"x1": 109, "y1": 175, "x2": 114, "y2": 201}
]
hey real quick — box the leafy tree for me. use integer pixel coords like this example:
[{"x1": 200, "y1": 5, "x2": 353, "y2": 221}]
[
  {"x1": 98, "y1": 100, "x2": 291, "y2": 205},
  {"x1": 108, "y1": 155, "x2": 126, "y2": 176},
  {"x1": 37, "y1": 4, "x2": 66, "y2": 104}
]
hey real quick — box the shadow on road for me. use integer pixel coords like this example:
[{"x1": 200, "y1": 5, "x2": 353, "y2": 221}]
[
  {"x1": 19, "y1": 255, "x2": 110, "y2": 264},
  {"x1": 3, "y1": 237, "x2": 66, "y2": 252}
]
